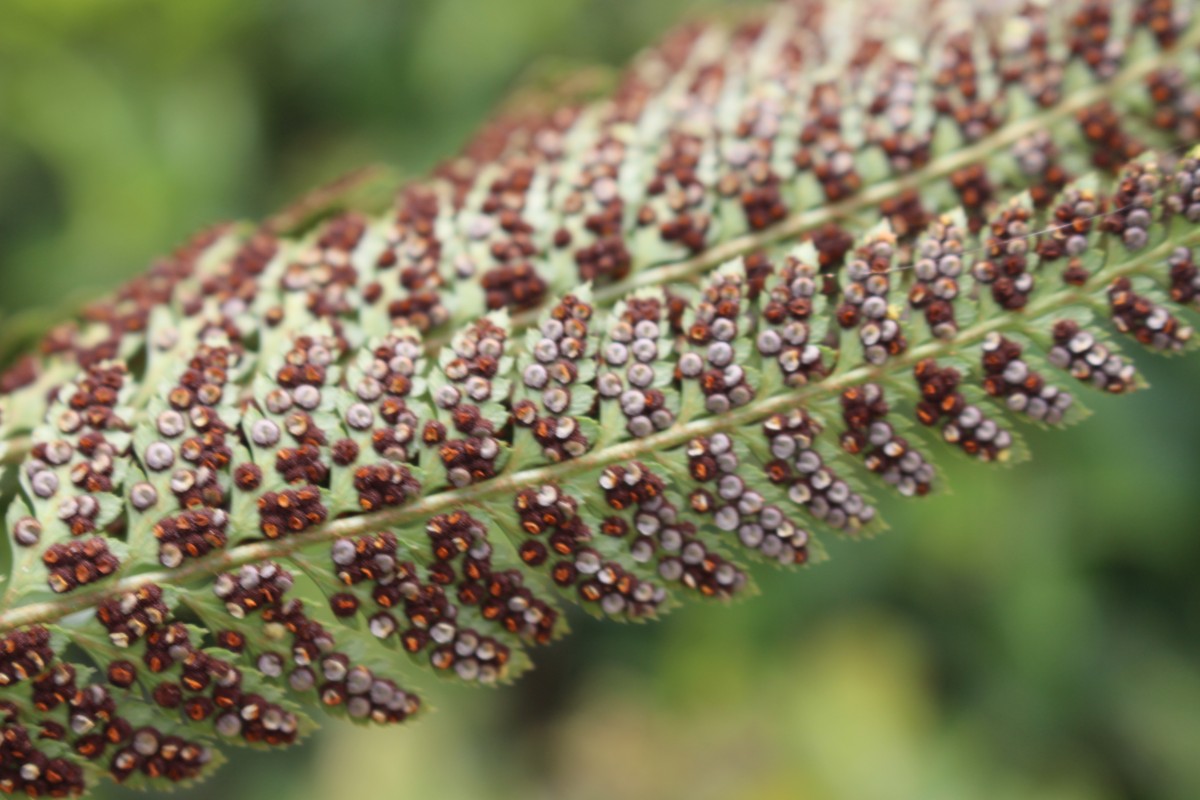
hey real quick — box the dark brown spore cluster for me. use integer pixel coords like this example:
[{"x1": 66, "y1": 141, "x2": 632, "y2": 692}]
[
  {"x1": 63, "y1": 362, "x2": 128, "y2": 434},
  {"x1": 572, "y1": 197, "x2": 633, "y2": 286},
  {"x1": 1039, "y1": 185, "x2": 1102, "y2": 263},
  {"x1": 981, "y1": 334, "x2": 1075, "y2": 425},
  {"x1": 870, "y1": 56, "x2": 930, "y2": 172},
  {"x1": 481, "y1": 262, "x2": 548, "y2": 312},
  {"x1": 107, "y1": 727, "x2": 213, "y2": 784},
  {"x1": 470, "y1": 131, "x2": 558, "y2": 311},
  {"x1": 597, "y1": 296, "x2": 675, "y2": 438},
  {"x1": 60, "y1": 433, "x2": 117, "y2": 496},
  {"x1": 1145, "y1": 67, "x2": 1200, "y2": 140},
  {"x1": 914, "y1": 359, "x2": 1013, "y2": 461},
  {"x1": 840, "y1": 384, "x2": 934, "y2": 497},
  {"x1": 350, "y1": 333, "x2": 422, "y2": 462},
  {"x1": 352, "y1": 463, "x2": 420, "y2": 511},
  {"x1": 678, "y1": 273, "x2": 755, "y2": 414},
  {"x1": 1076, "y1": 101, "x2": 1144, "y2": 171},
  {"x1": 155, "y1": 351, "x2": 238, "y2": 498},
  {"x1": 1047, "y1": 319, "x2": 1139, "y2": 392},
  {"x1": 724, "y1": 100, "x2": 790, "y2": 233},
  {"x1": 1037, "y1": 185, "x2": 1103, "y2": 286},
  {"x1": 269, "y1": 334, "x2": 335, "y2": 398},
  {"x1": 371, "y1": 189, "x2": 448, "y2": 330},
  {"x1": 15, "y1": 362, "x2": 131, "y2": 573},
  {"x1": 266, "y1": 358, "x2": 333, "y2": 459},
  {"x1": 794, "y1": 84, "x2": 863, "y2": 203},
  {"x1": 117, "y1": 342, "x2": 242, "y2": 571},
  {"x1": 762, "y1": 411, "x2": 877, "y2": 531},
  {"x1": 908, "y1": 214, "x2": 967, "y2": 339},
  {"x1": 256, "y1": 486, "x2": 327, "y2": 539},
  {"x1": 282, "y1": 213, "x2": 365, "y2": 324},
  {"x1": 646, "y1": 132, "x2": 714, "y2": 253},
  {"x1": 600, "y1": 461, "x2": 750, "y2": 596},
  {"x1": 154, "y1": 508, "x2": 228, "y2": 567},
  {"x1": 1167, "y1": 246, "x2": 1200, "y2": 306},
  {"x1": 879, "y1": 190, "x2": 932, "y2": 240},
  {"x1": 1107, "y1": 277, "x2": 1194, "y2": 351},
  {"x1": 515, "y1": 294, "x2": 594, "y2": 461},
  {"x1": 199, "y1": 230, "x2": 278, "y2": 322},
  {"x1": 0, "y1": 627, "x2": 54, "y2": 688},
  {"x1": 685, "y1": 435, "x2": 812, "y2": 564},
  {"x1": 41, "y1": 537, "x2": 120, "y2": 594},
  {"x1": 758, "y1": 254, "x2": 827, "y2": 385},
  {"x1": 1136, "y1": 0, "x2": 1190, "y2": 46},
  {"x1": 428, "y1": 318, "x2": 506, "y2": 486},
  {"x1": 810, "y1": 223, "x2": 855, "y2": 272},
  {"x1": 1101, "y1": 161, "x2": 1162, "y2": 250},
  {"x1": 1168, "y1": 156, "x2": 1200, "y2": 224},
  {"x1": 95, "y1": 586, "x2": 169, "y2": 649},
  {"x1": 1011, "y1": 132, "x2": 1071, "y2": 208},
  {"x1": 516, "y1": 484, "x2": 666, "y2": 617},
  {"x1": 553, "y1": 124, "x2": 632, "y2": 286},
  {"x1": 933, "y1": 31, "x2": 1003, "y2": 142},
  {"x1": 741, "y1": 250, "x2": 774, "y2": 299},
  {"x1": 836, "y1": 232, "x2": 906, "y2": 365},
  {"x1": 214, "y1": 562, "x2": 294, "y2": 619},
  {"x1": 949, "y1": 163, "x2": 996, "y2": 232},
  {"x1": 972, "y1": 201, "x2": 1036, "y2": 310}
]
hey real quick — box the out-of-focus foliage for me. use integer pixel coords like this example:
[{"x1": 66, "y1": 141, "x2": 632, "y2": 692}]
[{"x1": 1, "y1": 1, "x2": 1198, "y2": 799}]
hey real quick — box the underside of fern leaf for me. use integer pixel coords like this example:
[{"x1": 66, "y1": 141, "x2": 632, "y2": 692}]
[{"x1": 2, "y1": 0, "x2": 1200, "y2": 793}]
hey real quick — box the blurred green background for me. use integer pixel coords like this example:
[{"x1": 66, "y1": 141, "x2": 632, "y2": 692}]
[{"x1": 3, "y1": 1, "x2": 1200, "y2": 798}]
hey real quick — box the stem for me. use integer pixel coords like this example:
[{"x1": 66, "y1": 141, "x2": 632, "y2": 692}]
[{"x1": 2, "y1": 228, "x2": 1191, "y2": 634}]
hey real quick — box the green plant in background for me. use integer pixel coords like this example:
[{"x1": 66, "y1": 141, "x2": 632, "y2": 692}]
[{"x1": 1, "y1": 0, "x2": 1200, "y2": 796}]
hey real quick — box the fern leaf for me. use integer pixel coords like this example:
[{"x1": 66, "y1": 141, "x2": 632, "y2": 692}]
[{"x1": 1, "y1": 0, "x2": 1199, "y2": 793}]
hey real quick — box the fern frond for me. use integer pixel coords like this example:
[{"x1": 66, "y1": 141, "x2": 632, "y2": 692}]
[{"x1": 2, "y1": 0, "x2": 1199, "y2": 794}]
